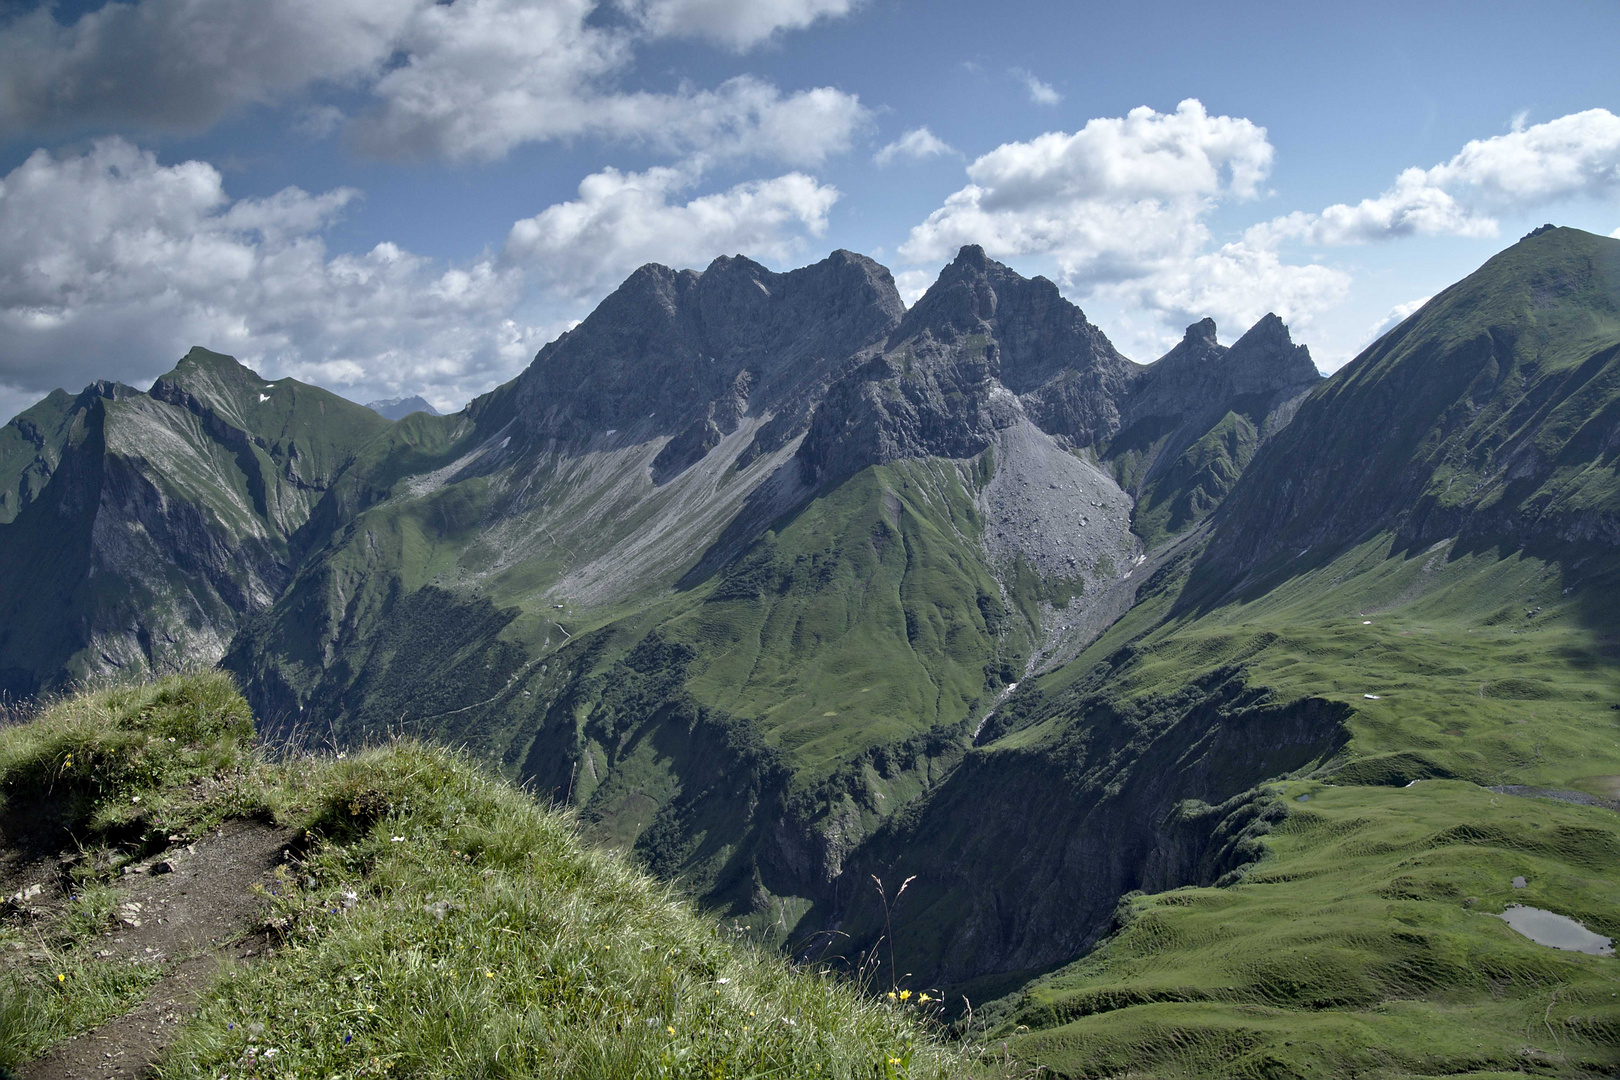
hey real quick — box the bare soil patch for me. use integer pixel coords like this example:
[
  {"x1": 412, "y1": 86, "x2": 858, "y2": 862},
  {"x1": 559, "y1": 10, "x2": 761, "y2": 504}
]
[{"x1": 17, "y1": 821, "x2": 294, "y2": 1080}]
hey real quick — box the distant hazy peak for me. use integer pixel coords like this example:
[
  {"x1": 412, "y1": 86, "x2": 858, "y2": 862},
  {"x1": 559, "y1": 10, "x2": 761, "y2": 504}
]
[{"x1": 365, "y1": 396, "x2": 440, "y2": 421}]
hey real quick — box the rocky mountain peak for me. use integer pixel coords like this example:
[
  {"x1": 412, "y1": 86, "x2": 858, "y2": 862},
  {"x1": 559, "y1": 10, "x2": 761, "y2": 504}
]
[
  {"x1": 1183, "y1": 317, "x2": 1219, "y2": 347},
  {"x1": 365, "y1": 395, "x2": 439, "y2": 421},
  {"x1": 148, "y1": 347, "x2": 280, "y2": 432},
  {"x1": 895, "y1": 246, "x2": 1128, "y2": 395},
  {"x1": 1221, "y1": 313, "x2": 1319, "y2": 397},
  {"x1": 502, "y1": 249, "x2": 904, "y2": 466}
]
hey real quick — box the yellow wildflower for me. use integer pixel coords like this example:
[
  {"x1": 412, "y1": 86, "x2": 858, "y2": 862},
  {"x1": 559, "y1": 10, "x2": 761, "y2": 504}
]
[
  {"x1": 885, "y1": 991, "x2": 896, "y2": 1001},
  {"x1": 666, "y1": 1026, "x2": 675, "y2": 1036},
  {"x1": 898, "y1": 989, "x2": 911, "y2": 1001}
]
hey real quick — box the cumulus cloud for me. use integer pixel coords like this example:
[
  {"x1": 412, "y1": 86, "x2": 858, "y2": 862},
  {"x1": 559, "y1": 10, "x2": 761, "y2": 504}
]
[
  {"x1": 874, "y1": 127, "x2": 955, "y2": 167},
  {"x1": 893, "y1": 269, "x2": 937, "y2": 307},
  {"x1": 0, "y1": 0, "x2": 868, "y2": 164},
  {"x1": 503, "y1": 164, "x2": 838, "y2": 299},
  {"x1": 0, "y1": 0, "x2": 418, "y2": 136},
  {"x1": 622, "y1": 0, "x2": 857, "y2": 49},
  {"x1": 1360, "y1": 296, "x2": 1432, "y2": 347},
  {"x1": 1255, "y1": 171, "x2": 1494, "y2": 247},
  {"x1": 1612, "y1": 226, "x2": 1620, "y2": 239},
  {"x1": 0, "y1": 139, "x2": 540, "y2": 412},
  {"x1": 1114, "y1": 238, "x2": 1350, "y2": 340},
  {"x1": 1264, "y1": 108, "x2": 1620, "y2": 245},
  {"x1": 896, "y1": 99, "x2": 1346, "y2": 347},
  {"x1": 1012, "y1": 69, "x2": 1061, "y2": 106}
]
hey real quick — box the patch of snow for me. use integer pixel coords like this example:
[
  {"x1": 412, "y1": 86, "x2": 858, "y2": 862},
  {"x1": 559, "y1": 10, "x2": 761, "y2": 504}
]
[
  {"x1": 258, "y1": 394, "x2": 269, "y2": 403},
  {"x1": 1364, "y1": 694, "x2": 1381, "y2": 700}
]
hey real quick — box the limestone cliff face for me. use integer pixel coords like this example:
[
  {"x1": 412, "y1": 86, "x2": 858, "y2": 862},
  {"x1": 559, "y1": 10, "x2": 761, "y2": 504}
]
[
  {"x1": 798, "y1": 246, "x2": 1137, "y2": 484},
  {"x1": 500, "y1": 250, "x2": 905, "y2": 475}
]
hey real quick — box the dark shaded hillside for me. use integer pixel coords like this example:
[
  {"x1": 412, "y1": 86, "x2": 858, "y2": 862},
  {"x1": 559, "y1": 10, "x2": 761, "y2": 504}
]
[{"x1": 1196, "y1": 226, "x2": 1620, "y2": 597}]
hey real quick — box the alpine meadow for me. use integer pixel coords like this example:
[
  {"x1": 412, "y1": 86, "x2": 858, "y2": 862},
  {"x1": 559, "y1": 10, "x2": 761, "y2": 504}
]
[{"x1": 2, "y1": 2, "x2": 1620, "y2": 1077}]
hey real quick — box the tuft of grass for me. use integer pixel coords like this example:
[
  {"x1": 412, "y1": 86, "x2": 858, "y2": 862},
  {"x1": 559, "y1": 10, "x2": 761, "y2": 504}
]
[
  {"x1": 0, "y1": 669, "x2": 260, "y2": 842},
  {"x1": 0, "y1": 951, "x2": 163, "y2": 1068}
]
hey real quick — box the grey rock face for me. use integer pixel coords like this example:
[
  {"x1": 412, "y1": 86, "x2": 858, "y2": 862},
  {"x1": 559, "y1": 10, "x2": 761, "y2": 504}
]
[
  {"x1": 799, "y1": 246, "x2": 1138, "y2": 484},
  {"x1": 1112, "y1": 313, "x2": 1321, "y2": 487},
  {"x1": 503, "y1": 250, "x2": 905, "y2": 475},
  {"x1": 979, "y1": 415, "x2": 1140, "y2": 590}
]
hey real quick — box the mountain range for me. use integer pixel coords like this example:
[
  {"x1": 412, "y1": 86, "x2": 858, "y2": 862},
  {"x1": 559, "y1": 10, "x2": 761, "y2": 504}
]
[{"x1": 3, "y1": 226, "x2": 1618, "y2": 1076}]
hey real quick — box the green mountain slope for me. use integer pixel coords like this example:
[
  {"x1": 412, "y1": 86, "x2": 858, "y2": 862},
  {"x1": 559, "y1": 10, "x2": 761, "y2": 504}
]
[
  {"x1": 1201, "y1": 225, "x2": 1620, "y2": 587},
  {"x1": 0, "y1": 348, "x2": 390, "y2": 694},
  {"x1": 818, "y1": 230, "x2": 1620, "y2": 1076},
  {"x1": 0, "y1": 382, "x2": 138, "y2": 524}
]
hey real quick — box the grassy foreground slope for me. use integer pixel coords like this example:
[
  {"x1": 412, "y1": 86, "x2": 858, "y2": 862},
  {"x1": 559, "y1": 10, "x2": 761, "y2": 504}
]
[{"x1": 0, "y1": 673, "x2": 993, "y2": 1079}]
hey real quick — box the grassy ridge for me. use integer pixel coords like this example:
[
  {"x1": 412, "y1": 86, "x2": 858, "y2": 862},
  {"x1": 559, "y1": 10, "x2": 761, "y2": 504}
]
[
  {"x1": 0, "y1": 673, "x2": 997, "y2": 1079},
  {"x1": 975, "y1": 532, "x2": 1620, "y2": 1077},
  {"x1": 1003, "y1": 780, "x2": 1620, "y2": 1078}
]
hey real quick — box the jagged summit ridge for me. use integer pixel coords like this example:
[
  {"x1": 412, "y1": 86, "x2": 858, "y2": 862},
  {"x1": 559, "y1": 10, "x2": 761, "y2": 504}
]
[{"x1": 497, "y1": 249, "x2": 904, "y2": 464}]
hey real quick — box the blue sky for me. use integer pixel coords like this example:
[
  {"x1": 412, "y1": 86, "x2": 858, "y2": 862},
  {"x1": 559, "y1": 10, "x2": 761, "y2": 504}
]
[{"x1": 2, "y1": 0, "x2": 1619, "y2": 421}]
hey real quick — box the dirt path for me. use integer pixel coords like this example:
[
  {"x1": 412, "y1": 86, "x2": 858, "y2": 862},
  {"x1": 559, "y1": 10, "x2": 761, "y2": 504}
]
[{"x1": 20, "y1": 821, "x2": 293, "y2": 1080}]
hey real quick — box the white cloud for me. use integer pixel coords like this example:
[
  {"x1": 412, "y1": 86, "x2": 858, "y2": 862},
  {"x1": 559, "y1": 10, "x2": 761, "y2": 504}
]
[
  {"x1": 899, "y1": 99, "x2": 1269, "y2": 280},
  {"x1": 1264, "y1": 108, "x2": 1620, "y2": 245},
  {"x1": 0, "y1": 0, "x2": 869, "y2": 166},
  {"x1": 1360, "y1": 296, "x2": 1431, "y2": 348},
  {"x1": 897, "y1": 99, "x2": 1346, "y2": 348},
  {"x1": 622, "y1": 0, "x2": 857, "y2": 49},
  {"x1": 1012, "y1": 69, "x2": 1061, "y2": 106},
  {"x1": 894, "y1": 269, "x2": 936, "y2": 307},
  {"x1": 0, "y1": 0, "x2": 420, "y2": 137},
  {"x1": 1432, "y1": 108, "x2": 1620, "y2": 204},
  {"x1": 1612, "y1": 226, "x2": 1620, "y2": 239},
  {"x1": 503, "y1": 164, "x2": 838, "y2": 300},
  {"x1": 352, "y1": 0, "x2": 869, "y2": 163},
  {"x1": 874, "y1": 127, "x2": 955, "y2": 167},
  {"x1": 0, "y1": 139, "x2": 540, "y2": 412},
  {"x1": 1110, "y1": 239, "x2": 1349, "y2": 342}
]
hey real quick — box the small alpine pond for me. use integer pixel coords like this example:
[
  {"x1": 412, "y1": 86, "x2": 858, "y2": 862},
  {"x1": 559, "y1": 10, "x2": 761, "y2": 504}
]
[{"x1": 1494, "y1": 904, "x2": 1615, "y2": 956}]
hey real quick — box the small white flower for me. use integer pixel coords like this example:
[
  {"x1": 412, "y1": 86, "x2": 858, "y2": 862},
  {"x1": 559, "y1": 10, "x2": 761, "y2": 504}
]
[{"x1": 390, "y1": 836, "x2": 405, "y2": 843}]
